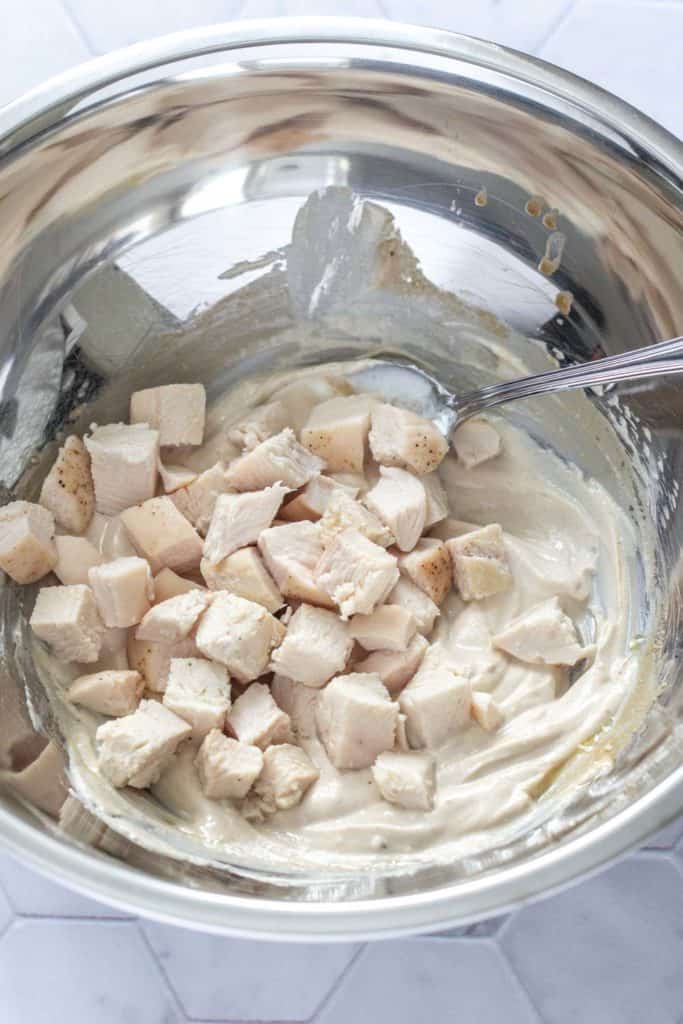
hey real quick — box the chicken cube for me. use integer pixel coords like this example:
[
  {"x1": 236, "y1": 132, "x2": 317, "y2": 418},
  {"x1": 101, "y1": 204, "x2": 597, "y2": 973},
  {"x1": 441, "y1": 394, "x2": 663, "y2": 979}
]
[
  {"x1": 399, "y1": 658, "x2": 471, "y2": 749},
  {"x1": 194, "y1": 730, "x2": 264, "y2": 799},
  {"x1": 226, "y1": 428, "x2": 324, "y2": 492},
  {"x1": 386, "y1": 578, "x2": 439, "y2": 635},
  {"x1": 84, "y1": 423, "x2": 158, "y2": 516},
  {"x1": 422, "y1": 472, "x2": 449, "y2": 529},
  {"x1": 0, "y1": 501, "x2": 56, "y2": 584},
  {"x1": 452, "y1": 417, "x2": 501, "y2": 469},
  {"x1": 54, "y1": 536, "x2": 103, "y2": 586},
  {"x1": 68, "y1": 669, "x2": 144, "y2": 717},
  {"x1": 318, "y1": 491, "x2": 394, "y2": 548},
  {"x1": 253, "y1": 743, "x2": 319, "y2": 811},
  {"x1": 369, "y1": 403, "x2": 449, "y2": 475},
  {"x1": 272, "y1": 375, "x2": 351, "y2": 433},
  {"x1": 428, "y1": 517, "x2": 480, "y2": 542},
  {"x1": 227, "y1": 400, "x2": 290, "y2": 451},
  {"x1": 121, "y1": 496, "x2": 203, "y2": 574},
  {"x1": 130, "y1": 383, "x2": 206, "y2": 446},
  {"x1": 136, "y1": 590, "x2": 212, "y2": 644},
  {"x1": 203, "y1": 484, "x2": 287, "y2": 564},
  {"x1": 226, "y1": 682, "x2": 291, "y2": 748},
  {"x1": 492, "y1": 596, "x2": 590, "y2": 666},
  {"x1": 398, "y1": 538, "x2": 452, "y2": 605},
  {"x1": 163, "y1": 657, "x2": 231, "y2": 739},
  {"x1": 316, "y1": 528, "x2": 399, "y2": 619},
  {"x1": 270, "y1": 604, "x2": 352, "y2": 687},
  {"x1": 39, "y1": 435, "x2": 94, "y2": 534},
  {"x1": 127, "y1": 633, "x2": 199, "y2": 693},
  {"x1": 300, "y1": 395, "x2": 374, "y2": 473},
  {"x1": 89, "y1": 556, "x2": 154, "y2": 628},
  {"x1": 196, "y1": 592, "x2": 285, "y2": 683},
  {"x1": 157, "y1": 459, "x2": 197, "y2": 493},
  {"x1": 316, "y1": 673, "x2": 397, "y2": 769},
  {"x1": 170, "y1": 462, "x2": 233, "y2": 535},
  {"x1": 153, "y1": 568, "x2": 204, "y2": 603},
  {"x1": 280, "y1": 475, "x2": 358, "y2": 523},
  {"x1": 470, "y1": 691, "x2": 504, "y2": 732},
  {"x1": 355, "y1": 633, "x2": 428, "y2": 697},
  {"x1": 30, "y1": 584, "x2": 103, "y2": 663},
  {"x1": 258, "y1": 521, "x2": 334, "y2": 607},
  {"x1": 350, "y1": 605, "x2": 417, "y2": 652},
  {"x1": 200, "y1": 547, "x2": 283, "y2": 613},
  {"x1": 372, "y1": 750, "x2": 436, "y2": 810},
  {"x1": 96, "y1": 699, "x2": 191, "y2": 788},
  {"x1": 446, "y1": 524, "x2": 513, "y2": 601},
  {"x1": 271, "y1": 675, "x2": 319, "y2": 738},
  {"x1": 365, "y1": 467, "x2": 427, "y2": 552}
]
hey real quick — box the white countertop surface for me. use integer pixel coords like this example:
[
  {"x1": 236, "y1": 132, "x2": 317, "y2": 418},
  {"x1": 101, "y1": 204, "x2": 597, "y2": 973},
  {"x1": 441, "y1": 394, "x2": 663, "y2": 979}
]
[{"x1": 1, "y1": 3, "x2": 682, "y2": 1022}]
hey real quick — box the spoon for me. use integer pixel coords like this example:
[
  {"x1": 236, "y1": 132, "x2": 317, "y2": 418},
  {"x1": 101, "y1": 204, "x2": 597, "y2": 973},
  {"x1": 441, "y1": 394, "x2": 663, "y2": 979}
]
[{"x1": 347, "y1": 335, "x2": 683, "y2": 438}]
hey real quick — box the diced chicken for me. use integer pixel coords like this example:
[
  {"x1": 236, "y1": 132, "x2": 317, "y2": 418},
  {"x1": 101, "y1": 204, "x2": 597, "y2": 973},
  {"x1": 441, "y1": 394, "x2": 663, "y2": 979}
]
[
  {"x1": 258, "y1": 521, "x2": 334, "y2": 607},
  {"x1": 452, "y1": 417, "x2": 501, "y2": 469},
  {"x1": 318, "y1": 491, "x2": 394, "y2": 549},
  {"x1": 68, "y1": 669, "x2": 144, "y2": 717},
  {"x1": 253, "y1": 743, "x2": 319, "y2": 811},
  {"x1": 226, "y1": 682, "x2": 291, "y2": 748},
  {"x1": 136, "y1": 590, "x2": 212, "y2": 644},
  {"x1": 130, "y1": 383, "x2": 206, "y2": 446},
  {"x1": 316, "y1": 673, "x2": 398, "y2": 769},
  {"x1": 272, "y1": 375, "x2": 351, "y2": 433},
  {"x1": 89, "y1": 557, "x2": 154, "y2": 628},
  {"x1": 201, "y1": 547, "x2": 283, "y2": 613},
  {"x1": 196, "y1": 593, "x2": 285, "y2": 683},
  {"x1": 398, "y1": 538, "x2": 452, "y2": 605},
  {"x1": 0, "y1": 501, "x2": 56, "y2": 584},
  {"x1": 350, "y1": 605, "x2": 417, "y2": 652},
  {"x1": 271, "y1": 675, "x2": 319, "y2": 738},
  {"x1": 227, "y1": 400, "x2": 290, "y2": 451},
  {"x1": 387, "y1": 578, "x2": 439, "y2": 635},
  {"x1": 121, "y1": 496, "x2": 203, "y2": 574},
  {"x1": 399, "y1": 655, "x2": 471, "y2": 749},
  {"x1": 330, "y1": 471, "x2": 369, "y2": 493},
  {"x1": 96, "y1": 699, "x2": 191, "y2": 788},
  {"x1": 316, "y1": 528, "x2": 399, "y2": 618},
  {"x1": 280, "y1": 475, "x2": 359, "y2": 523},
  {"x1": 170, "y1": 462, "x2": 233, "y2": 536},
  {"x1": 369, "y1": 403, "x2": 449, "y2": 475},
  {"x1": 203, "y1": 485, "x2": 287, "y2": 564},
  {"x1": 365, "y1": 467, "x2": 427, "y2": 552},
  {"x1": 396, "y1": 712, "x2": 410, "y2": 751},
  {"x1": 163, "y1": 657, "x2": 231, "y2": 739},
  {"x1": 225, "y1": 428, "x2": 323, "y2": 492},
  {"x1": 39, "y1": 436, "x2": 94, "y2": 534},
  {"x1": 270, "y1": 604, "x2": 352, "y2": 688},
  {"x1": 194, "y1": 730, "x2": 264, "y2": 799},
  {"x1": 301, "y1": 395, "x2": 374, "y2": 473},
  {"x1": 372, "y1": 751, "x2": 436, "y2": 811},
  {"x1": 30, "y1": 584, "x2": 103, "y2": 663},
  {"x1": 157, "y1": 459, "x2": 197, "y2": 493},
  {"x1": 153, "y1": 568, "x2": 204, "y2": 603},
  {"x1": 470, "y1": 691, "x2": 504, "y2": 732},
  {"x1": 355, "y1": 633, "x2": 429, "y2": 697},
  {"x1": 127, "y1": 633, "x2": 199, "y2": 693},
  {"x1": 85, "y1": 423, "x2": 159, "y2": 516},
  {"x1": 428, "y1": 517, "x2": 480, "y2": 542},
  {"x1": 492, "y1": 596, "x2": 590, "y2": 666},
  {"x1": 446, "y1": 523, "x2": 513, "y2": 601},
  {"x1": 422, "y1": 472, "x2": 449, "y2": 529},
  {"x1": 54, "y1": 536, "x2": 103, "y2": 586}
]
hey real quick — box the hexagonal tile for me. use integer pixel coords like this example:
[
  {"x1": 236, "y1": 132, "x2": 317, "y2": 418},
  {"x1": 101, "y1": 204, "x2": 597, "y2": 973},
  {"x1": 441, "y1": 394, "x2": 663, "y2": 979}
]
[
  {"x1": 0, "y1": 920, "x2": 182, "y2": 1023},
  {"x1": 0, "y1": 854, "x2": 131, "y2": 918},
  {"x1": 0, "y1": 0, "x2": 90, "y2": 107},
  {"x1": 142, "y1": 920, "x2": 360, "y2": 1021},
  {"x1": 643, "y1": 812, "x2": 683, "y2": 850},
  {"x1": 502, "y1": 852, "x2": 683, "y2": 1024},
  {"x1": 315, "y1": 939, "x2": 538, "y2": 1024},
  {"x1": 431, "y1": 914, "x2": 509, "y2": 938}
]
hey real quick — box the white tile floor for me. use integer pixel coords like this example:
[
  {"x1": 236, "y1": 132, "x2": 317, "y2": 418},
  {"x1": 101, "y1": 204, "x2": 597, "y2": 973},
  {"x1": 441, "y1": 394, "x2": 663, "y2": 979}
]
[{"x1": 0, "y1": 2, "x2": 682, "y2": 1021}]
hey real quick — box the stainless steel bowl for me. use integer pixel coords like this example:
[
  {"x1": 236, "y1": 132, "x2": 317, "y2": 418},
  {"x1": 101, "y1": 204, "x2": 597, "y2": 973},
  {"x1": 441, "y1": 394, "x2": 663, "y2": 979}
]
[{"x1": 0, "y1": 19, "x2": 682, "y2": 940}]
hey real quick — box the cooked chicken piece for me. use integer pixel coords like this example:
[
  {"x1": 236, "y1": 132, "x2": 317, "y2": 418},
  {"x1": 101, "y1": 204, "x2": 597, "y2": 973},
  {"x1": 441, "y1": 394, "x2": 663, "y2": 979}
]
[
  {"x1": 369, "y1": 403, "x2": 449, "y2": 475},
  {"x1": 253, "y1": 743, "x2": 319, "y2": 811},
  {"x1": 452, "y1": 417, "x2": 501, "y2": 469},
  {"x1": 272, "y1": 375, "x2": 351, "y2": 433},
  {"x1": 386, "y1": 578, "x2": 439, "y2": 635},
  {"x1": 301, "y1": 395, "x2": 374, "y2": 473},
  {"x1": 196, "y1": 592, "x2": 285, "y2": 683},
  {"x1": 163, "y1": 657, "x2": 231, "y2": 739},
  {"x1": 270, "y1": 604, "x2": 352, "y2": 688},
  {"x1": 88, "y1": 556, "x2": 153, "y2": 628},
  {"x1": 470, "y1": 691, "x2": 504, "y2": 732},
  {"x1": 39, "y1": 436, "x2": 94, "y2": 534},
  {"x1": 330, "y1": 471, "x2": 369, "y2": 493},
  {"x1": 200, "y1": 547, "x2": 283, "y2": 613},
  {"x1": 153, "y1": 568, "x2": 204, "y2": 604},
  {"x1": 355, "y1": 633, "x2": 428, "y2": 697},
  {"x1": 398, "y1": 538, "x2": 452, "y2": 605},
  {"x1": 395, "y1": 712, "x2": 410, "y2": 751},
  {"x1": 68, "y1": 669, "x2": 144, "y2": 717},
  {"x1": 130, "y1": 383, "x2": 206, "y2": 446},
  {"x1": 203, "y1": 484, "x2": 287, "y2": 564},
  {"x1": 258, "y1": 521, "x2": 334, "y2": 607},
  {"x1": 372, "y1": 750, "x2": 436, "y2": 811},
  {"x1": 492, "y1": 596, "x2": 591, "y2": 666},
  {"x1": 271, "y1": 674, "x2": 319, "y2": 739},
  {"x1": 226, "y1": 682, "x2": 291, "y2": 749},
  {"x1": 121, "y1": 496, "x2": 203, "y2": 574},
  {"x1": 421, "y1": 472, "x2": 449, "y2": 529},
  {"x1": 316, "y1": 672, "x2": 398, "y2": 769},
  {"x1": 96, "y1": 699, "x2": 191, "y2": 788},
  {"x1": 170, "y1": 462, "x2": 233, "y2": 536},
  {"x1": 316, "y1": 528, "x2": 399, "y2": 619},
  {"x1": 428, "y1": 517, "x2": 480, "y2": 542},
  {"x1": 54, "y1": 536, "x2": 103, "y2": 586},
  {"x1": 350, "y1": 605, "x2": 417, "y2": 652},
  {"x1": 194, "y1": 730, "x2": 264, "y2": 799},
  {"x1": 225, "y1": 428, "x2": 324, "y2": 492},
  {"x1": 319, "y1": 491, "x2": 394, "y2": 549},
  {"x1": 365, "y1": 467, "x2": 427, "y2": 552},
  {"x1": 127, "y1": 633, "x2": 199, "y2": 693},
  {"x1": 280, "y1": 475, "x2": 359, "y2": 523},
  {"x1": 136, "y1": 590, "x2": 212, "y2": 644},
  {"x1": 30, "y1": 584, "x2": 104, "y2": 663},
  {"x1": 157, "y1": 459, "x2": 197, "y2": 493},
  {"x1": 85, "y1": 423, "x2": 159, "y2": 516},
  {"x1": 227, "y1": 400, "x2": 290, "y2": 451},
  {"x1": 0, "y1": 501, "x2": 57, "y2": 584},
  {"x1": 446, "y1": 523, "x2": 513, "y2": 601},
  {"x1": 399, "y1": 652, "x2": 471, "y2": 748}
]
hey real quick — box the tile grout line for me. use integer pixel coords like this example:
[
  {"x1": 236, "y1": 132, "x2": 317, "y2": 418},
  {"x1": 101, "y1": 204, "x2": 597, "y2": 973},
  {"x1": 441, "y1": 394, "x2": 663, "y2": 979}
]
[
  {"x1": 135, "y1": 919, "x2": 190, "y2": 1022},
  {"x1": 306, "y1": 943, "x2": 368, "y2": 1023},
  {"x1": 57, "y1": 0, "x2": 100, "y2": 56},
  {"x1": 491, "y1": 936, "x2": 547, "y2": 1024},
  {"x1": 531, "y1": 0, "x2": 579, "y2": 55}
]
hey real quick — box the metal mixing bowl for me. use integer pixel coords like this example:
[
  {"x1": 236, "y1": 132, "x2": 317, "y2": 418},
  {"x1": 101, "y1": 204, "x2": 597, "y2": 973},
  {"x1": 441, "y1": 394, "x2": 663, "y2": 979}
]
[{"x1": 0, "y1": 19, "x2": 682, "y2": 939}]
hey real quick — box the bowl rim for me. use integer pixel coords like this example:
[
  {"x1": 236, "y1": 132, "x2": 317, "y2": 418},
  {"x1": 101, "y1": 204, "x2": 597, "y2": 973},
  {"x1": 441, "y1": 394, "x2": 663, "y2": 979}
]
[{"x1": 1, "y1": 17, "x2": 682, "y2": 939}]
